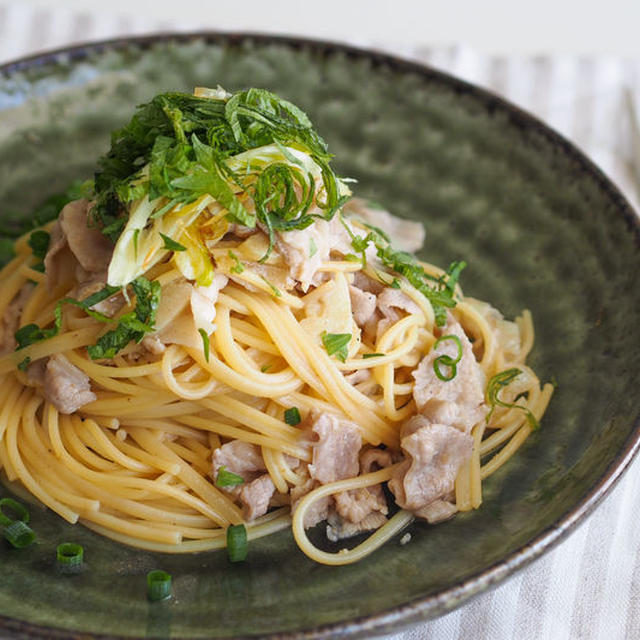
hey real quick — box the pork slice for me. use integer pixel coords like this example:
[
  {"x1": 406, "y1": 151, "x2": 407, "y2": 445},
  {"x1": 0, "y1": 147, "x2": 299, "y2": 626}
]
[
  {"x1": 43, "y1": 219, "x2": 74, "y2": 289},
  {"x1": 388, "y1": 422, "x2": 472, "y2": 512},
  {"x1": 211, "y1": 440, "x2": 266, "y2": 483},
  {"x1": 59, "y1": 200, "x2": 113, "y2": 274},
  {"x1": 141, "y1": 335, "x2": 166, "y2": 355},
  {"x1": 240, "y1": 474, "x2": 276, "y2": 521},
  {"x1": 43, "y1": 354, "x2": 96, "y2": 414},
  {"x1": 360, "y1": 447, "x2": 395, "y2": 472},
  {"x1": 465, "y1": 297, "x2": 522, "y2": 361},
  {"x1": 334, "y1": 486, "x2": 388, "y2": 524},
  {"x1": 290, "y1": 477, "x2": 330, "y2": 529},
  {"x1": 26, "y1": 358, "x2": 47, "y2": 386},
  {"x1": 377, "y1": 287, "x2": 422, "y2": 316},
  {"x1": 412, "y1": 319, "x2": 486, "y2": 434},
  {"x1": 375, "y1": 287, "x2": 423, "y2": 339},
  {"x1": 0, "y1": 284, "x2": 34, "y2": 355},
  {"x1": 72, "y1": 271, "x2": 123, "y2": 317},
  {"x1": 308, "y1": 411, "x2": 362, "y2": 484},
  {"x1": 344, "y1": 368, "x2": 371, "y2": 386},
  {"x1": 342, "y1": 197, "x2": 426, "y2": 254},
  {"x1": 325, "y1": 510, "x2": 388, "y2": 542},
  {"x1": 348, "y1": 284, "x2": 377, "y2": 327},
  {"x1": 352, "y1": 271, "x2": 384, "y2": 295},
  {"x1": 275, "y1": 215, "x2": 353, "y2": 291}
]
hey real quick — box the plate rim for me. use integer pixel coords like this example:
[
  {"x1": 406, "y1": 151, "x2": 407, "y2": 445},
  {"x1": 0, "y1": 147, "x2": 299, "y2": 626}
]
[{"x1": 0, "y1": 30, "x2": 639, "y2": 640}]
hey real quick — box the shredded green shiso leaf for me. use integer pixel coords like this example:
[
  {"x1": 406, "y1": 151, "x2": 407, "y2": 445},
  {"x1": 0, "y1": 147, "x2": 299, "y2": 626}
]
[{"x1": 89, "y1": 87, "x2": 350, "y2": 287}]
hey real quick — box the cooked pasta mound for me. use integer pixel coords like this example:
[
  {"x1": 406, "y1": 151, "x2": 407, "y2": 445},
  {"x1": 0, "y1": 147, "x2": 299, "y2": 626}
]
[{"x1": 0, "y1": 87, "x2": 552, "y2": 564}]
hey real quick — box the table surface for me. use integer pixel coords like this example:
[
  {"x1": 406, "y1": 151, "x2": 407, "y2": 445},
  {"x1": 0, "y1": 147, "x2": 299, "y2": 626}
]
[{"x1": 0, "y1": 3, "x2": 639, "y2": 639}]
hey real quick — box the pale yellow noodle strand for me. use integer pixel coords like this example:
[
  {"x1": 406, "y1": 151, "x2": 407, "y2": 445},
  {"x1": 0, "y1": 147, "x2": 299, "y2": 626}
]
[
  {"x1": 160, "y1": 346, "x2": 222, "y2": 400},
  {"x1": 262, "y1": 446, "x2": 289, "y2": 494},
  {"x1": 233, "y1": 291, "x2": 396, "y2": 445},
  {"x1": 127, "y1": 427, "x2": 242, "y2": 526},
  {"x1": 292, "y1": 465, "x2": 414, "y2": 565},
  {"x1": 215, "y1": 306, "x2": 298, "y2": 384},
  {"x1": 199, "y1": 396, "x2": 304, "y2": 443},
  {"x1": 0, "y1": 327, "x2": 101, "y2": 375},
  {"x1": 481, "y1": 384, "x2": 554, "y2": 479},
  {"x1": 75, "y1": 417, "x2": 155, "y2": 473},
  {"x1": 7, "y1": 392, "x2": 80, "y2": 522},
  {"x1": 177, "y1": 414, "x2": 310, "y2": 461}
]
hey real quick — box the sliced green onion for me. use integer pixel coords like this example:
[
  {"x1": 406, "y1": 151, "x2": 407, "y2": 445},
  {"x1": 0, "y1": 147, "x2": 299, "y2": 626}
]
[
  {"x1": 57, "y1": 542, "x2": 84, "y2": 568},
  {"x1": 0, "y1": 497, "x2": 30, "y2": 527},
  {"x1": 432, "y1": 334, "x2": 463, "y2": 382},
  {"x1": 228, "y1": 250, "x2": 244, "y2": 274},
  {"x1": 216, "y1": 466, "x2": 244, "y2": 488},
  {"x1": 284, "y1": 407, "x2": 301, "y2": 426},
  {"x1": 198, "y1": 328, "x2": 210, "y2": 362},
  {"x1": 259, "y1": 275, "x2": 281, "y2": 298},
  {"x1": 147, "y1": 570, "x2": 172, "y2": 601},
  {"x1": 227, "y1": 524, "x2": 248, "y2": 562},
  {"x1": 4, "y1": 520, "x2": 35, "y2": 548},
  {"x1": 486, "y1": 368, "x2": 540, "y2": 430}
]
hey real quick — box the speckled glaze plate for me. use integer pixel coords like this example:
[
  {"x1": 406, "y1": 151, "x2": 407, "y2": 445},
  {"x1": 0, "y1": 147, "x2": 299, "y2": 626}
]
[{"x1": 0, "y1": 33, "x2": 639, "y2": 639}]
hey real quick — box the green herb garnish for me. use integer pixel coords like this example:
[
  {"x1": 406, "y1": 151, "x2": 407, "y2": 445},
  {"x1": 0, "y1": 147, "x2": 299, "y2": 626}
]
[
  {"x1": 0, "y1": 498, "x2": 35, "y2": 549},
  {"x1": 226, "y1": 524, "x2": 248, "y2": 562},
  {"x1": 228, "y1": 250, "x2": 244, "y2": 274},
  {"x1": 27, "y1": 230, "x2": 50, "y2": 260},
  {"x1": 160, "y1": 233, "x2": 186, "y2": 252},
  {"x1": 485, "y1": 368, "x2": 540, "y2": 430},
  {"x1": 432, "y1": 334, "x2": 463, "y2": 382},
  {"x1": 91, "y1": 88, "x2": 347, "y2": 249},
  {"x1": 3, "y1": 520, "x2": 35, "y2": 549},
  {"x1": 56, "y1": 542, "x2": 84, "y2": 570},
  {"x1": 147, "y1": 570, "x2": 172, "y2": 601},
  {"x1": 259, "y1": 275, "x2": 282, "y2": 298},
  {"x1": 284, "y1": 407, "x2": 301, "y2": 426},
  {"x1": 198, "y1": 328, "x2": 210, "y2": 362},
  {"x1": 362, "y1": 352, "x2": 384, "y2": 359},
  {"x1": 377, "y1": 248, "x2": 466, "y2": 326},
  {"x1": 216, "y1": 466, "x2": 244, "y2": 488},
  {"x1": 321, "y1": 332, "x2": 351, "y2": 363},
  {"x1": 15, "y1": 283, "x2": 121, "y2": 352},
  {"x1": 87, "y1": 277, "x2": 160, "y2": 360}
]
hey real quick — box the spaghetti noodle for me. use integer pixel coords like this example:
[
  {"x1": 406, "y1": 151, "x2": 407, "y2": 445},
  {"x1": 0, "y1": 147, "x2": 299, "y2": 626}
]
[{"x1": 0, "y1": 87, "x2": 552, "y2": 565}]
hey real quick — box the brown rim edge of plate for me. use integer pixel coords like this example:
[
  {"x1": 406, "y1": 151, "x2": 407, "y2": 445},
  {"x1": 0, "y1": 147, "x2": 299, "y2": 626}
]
[{"x1": 0, "y1": 30, "x2": 639, "y2": 640}]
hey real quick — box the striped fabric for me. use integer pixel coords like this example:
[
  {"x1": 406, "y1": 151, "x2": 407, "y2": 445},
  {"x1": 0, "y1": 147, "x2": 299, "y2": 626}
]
[{"x1": 0, "y1": 4, "x2": 639, "y2": 639}]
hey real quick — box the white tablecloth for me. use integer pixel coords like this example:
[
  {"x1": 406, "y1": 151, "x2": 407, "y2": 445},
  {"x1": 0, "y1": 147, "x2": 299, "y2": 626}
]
[{"x1": 1, "y1": 4, "x2": 639, "y2": 639}]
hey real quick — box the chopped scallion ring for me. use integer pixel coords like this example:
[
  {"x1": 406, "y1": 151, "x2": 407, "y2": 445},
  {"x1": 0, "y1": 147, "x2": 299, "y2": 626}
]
[
  {"x1": 432, "y1": 334, "x2": 463, "y2": 382},
  {"x1": 227, "y1": 524, "x2": 248, "y2": 562},
  {"x1": 4, "y1": 520, "x2": 35, "y2": 548},
  {"x1": 57, "y1": 542, "x2": 84, "y2": 568},
  {"x1": 284, "y1": 407, "x2": 301, "y2": 426},
  {"x1": 0, "y1": 497, "x2": 30, "y2": 527},
  {"x1": 147, "y1": 570, "x2": 172, "y2": 601}
]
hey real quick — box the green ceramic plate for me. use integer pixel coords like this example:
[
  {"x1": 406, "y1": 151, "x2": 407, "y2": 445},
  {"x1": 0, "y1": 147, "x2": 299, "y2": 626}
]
[{"x1": 0, "y1": 34, "x2": 639, "y2": 639}]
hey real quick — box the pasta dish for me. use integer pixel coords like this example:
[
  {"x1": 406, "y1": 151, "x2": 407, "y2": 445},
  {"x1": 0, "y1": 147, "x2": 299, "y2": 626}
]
[{"x1": 0, "y1": 87, "x2": 553, "y2": 565}]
